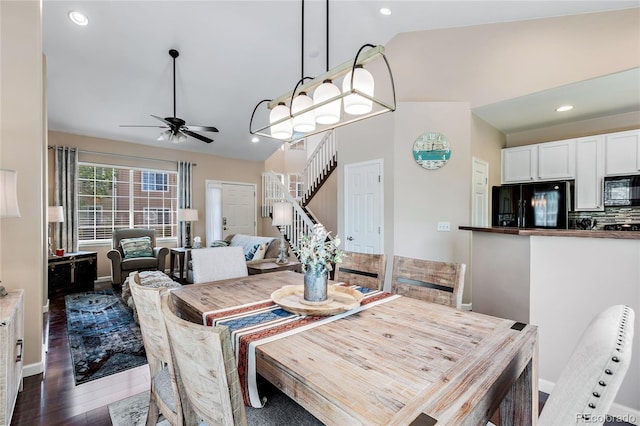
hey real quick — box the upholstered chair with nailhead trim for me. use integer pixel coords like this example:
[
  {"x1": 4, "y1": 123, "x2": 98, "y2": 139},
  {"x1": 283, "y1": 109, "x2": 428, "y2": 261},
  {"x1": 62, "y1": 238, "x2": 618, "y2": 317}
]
[{"x1": 537, "y1": 305, "x2": 634, "y2": 426}]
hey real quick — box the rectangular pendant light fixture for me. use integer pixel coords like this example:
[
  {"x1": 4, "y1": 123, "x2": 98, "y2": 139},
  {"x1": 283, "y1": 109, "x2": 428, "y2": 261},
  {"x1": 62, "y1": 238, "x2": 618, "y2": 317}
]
[{"x1": 250, "y1": 44, "x2": 396, "y2": 143}]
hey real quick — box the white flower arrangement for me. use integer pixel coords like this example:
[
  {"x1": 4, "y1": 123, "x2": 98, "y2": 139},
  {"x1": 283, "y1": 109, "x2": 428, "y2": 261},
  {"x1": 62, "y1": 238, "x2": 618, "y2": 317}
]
[{"x1": 294, "y1": 223, "x2": 345, "y2": 273}]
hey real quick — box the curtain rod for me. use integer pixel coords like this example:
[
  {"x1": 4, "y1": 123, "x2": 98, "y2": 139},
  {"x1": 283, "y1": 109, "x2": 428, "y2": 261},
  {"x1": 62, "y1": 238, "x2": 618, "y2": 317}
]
[{"x1": 47, "y1": 146, "x2": 197, "y2": 166}]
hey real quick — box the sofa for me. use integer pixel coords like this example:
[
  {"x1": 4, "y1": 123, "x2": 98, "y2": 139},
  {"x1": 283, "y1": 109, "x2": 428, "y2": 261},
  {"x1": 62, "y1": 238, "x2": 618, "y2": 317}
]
[{"x1": 185, "y1": 233, "x2": 288, "y2": 283}]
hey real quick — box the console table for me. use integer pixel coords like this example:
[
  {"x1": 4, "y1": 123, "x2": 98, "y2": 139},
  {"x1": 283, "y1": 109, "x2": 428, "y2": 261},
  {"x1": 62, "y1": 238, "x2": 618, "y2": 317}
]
[
  {"x1": 247, "y1": 260, "x2": 302, "y2": 275},
  {"x1": 47, "y1": 251, "x2": 97, "y2": 298}
]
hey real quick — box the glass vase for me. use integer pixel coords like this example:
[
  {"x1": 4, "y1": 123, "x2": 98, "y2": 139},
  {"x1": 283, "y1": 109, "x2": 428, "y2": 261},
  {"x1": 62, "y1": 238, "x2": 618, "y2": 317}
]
[{"x1": 303, "y1": 267, "x2": 328, "y2": 302}]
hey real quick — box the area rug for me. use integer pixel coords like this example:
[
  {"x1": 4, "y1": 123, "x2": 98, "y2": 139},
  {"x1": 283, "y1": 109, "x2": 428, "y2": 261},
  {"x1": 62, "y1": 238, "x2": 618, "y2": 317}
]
[
  {"x1": 65, "y1": 289, "x2": 147, "y2": 385},
  {"x1": 108, "y1": 391, "x2": 170, "y2": 426}
]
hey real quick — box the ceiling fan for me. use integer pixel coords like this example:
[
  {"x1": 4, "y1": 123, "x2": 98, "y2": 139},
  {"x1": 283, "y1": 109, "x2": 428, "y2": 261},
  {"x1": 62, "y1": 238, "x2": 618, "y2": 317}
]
[{"x1": 121, "y1": 49, "x2": 219, "y2": 144}]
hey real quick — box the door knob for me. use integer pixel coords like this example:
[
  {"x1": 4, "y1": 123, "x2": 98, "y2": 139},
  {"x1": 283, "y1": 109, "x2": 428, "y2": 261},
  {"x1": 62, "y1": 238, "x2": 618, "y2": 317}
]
[{"x1": 347, "y1": 236, "x2": 354, "y2": 241}]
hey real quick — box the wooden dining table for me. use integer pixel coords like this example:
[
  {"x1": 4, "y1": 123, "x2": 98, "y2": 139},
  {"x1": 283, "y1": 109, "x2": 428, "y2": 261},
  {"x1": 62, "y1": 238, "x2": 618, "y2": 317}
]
[{"x1": 170, "y1": 270, "x2": 538, "y2": 425}]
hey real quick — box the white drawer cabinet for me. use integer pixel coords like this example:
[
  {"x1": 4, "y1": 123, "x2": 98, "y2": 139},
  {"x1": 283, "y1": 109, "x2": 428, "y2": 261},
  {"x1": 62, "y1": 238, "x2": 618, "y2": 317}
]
[
  {"x1": 502, "y1": 145, "x2": 537, "y2": 182},
  {"x1": 605, "y1": 129, "x2": 640, "y2": 176},
  {"x1": 0, "y1": 290, "x2": 24, "y2": 426},
  {"x1": 575, "y1": 135, "x2": 605, "y2": 211}
]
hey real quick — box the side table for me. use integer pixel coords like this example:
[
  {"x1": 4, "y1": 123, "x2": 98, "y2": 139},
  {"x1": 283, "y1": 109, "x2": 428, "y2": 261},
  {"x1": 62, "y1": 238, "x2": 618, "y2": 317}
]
[
  {"x1": 48, "y1": 251, "x2": 97, "y2": 298},
  {"x1": 247, "y1": 260, "x2": 302, "y2": 275},
  {"x1": 169, "y1": 247, "x2": 191, "y2": 283}
]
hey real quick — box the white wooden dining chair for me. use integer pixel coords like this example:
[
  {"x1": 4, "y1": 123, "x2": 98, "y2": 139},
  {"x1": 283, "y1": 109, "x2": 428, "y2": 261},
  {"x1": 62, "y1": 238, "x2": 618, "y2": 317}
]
[
  {"x1": 391, "y1": 256, "x2": 465, "y2": 309},
  {"x1": 190, "y1": 246, "x2": 248, "y2": 284},
  {"x1": 334, "y1": 251, "x2": 387, "y2": 291},
  {"x1": 537, "y1": 305, "x2": 635, "y2": 426},
  {"x1": 160, "y1": 292, "x2": 323, "y2": 425},
  {"x1": 128, "y1": 272, "x2": 183, "y2": 426}
]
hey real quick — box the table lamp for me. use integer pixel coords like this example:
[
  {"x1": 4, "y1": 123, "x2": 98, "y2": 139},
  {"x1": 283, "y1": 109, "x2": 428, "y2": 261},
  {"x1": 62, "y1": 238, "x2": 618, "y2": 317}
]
[
  {"x1": 47, "y1": 206, "x2": 64, "y2": 256},
  {"x1": 178, "y1": 208, "x2": 198, "y2": 248},
  {"x1": 272, "y1": 202, "x2": 293, "y2": 264}
]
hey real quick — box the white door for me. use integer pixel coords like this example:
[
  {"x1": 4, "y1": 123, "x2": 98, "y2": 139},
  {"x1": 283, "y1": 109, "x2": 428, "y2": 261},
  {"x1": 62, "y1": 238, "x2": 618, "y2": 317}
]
[
  {"x1": 472, "y1": 157, "x2": 489, "y2": 227},
  {"x1": 344, "y1": 160, "x2": 383, "y2": 253},
  {"x1": 206, "y1": 181, "x2": 256, "y2": 244}
]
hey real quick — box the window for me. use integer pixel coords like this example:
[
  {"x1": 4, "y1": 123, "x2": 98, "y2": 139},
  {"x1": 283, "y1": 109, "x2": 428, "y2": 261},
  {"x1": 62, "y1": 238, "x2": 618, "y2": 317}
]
[
  {"x1": 288, "y1": 173, "x2": 303, "y2": 200},
  {"x1": 142, "y1": 171, "x2": 168, "y2": 191},
  {"x1": 78, "y1": 164, "x2": 178, "y2": 241}
]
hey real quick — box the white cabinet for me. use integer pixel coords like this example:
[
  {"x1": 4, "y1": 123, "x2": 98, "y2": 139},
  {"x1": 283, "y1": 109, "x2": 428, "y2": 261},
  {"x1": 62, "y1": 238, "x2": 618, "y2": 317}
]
[
  {"x1": 502, "y1": 146, "x2": 537, "y2": 182},
  {"x1": 538, "y1": 139, "x2": 575, "y2": 180},
  {"x1": 0, "y1": 290, "x2": 24, "y2": 426},
  {"x1": 575, "y1": 135, "x2": 605, "y2": 211},
  {"x1": 605, "y1": 129, "x2": 640, "y2": 176},
  {"x1": 502, "y1": 139, "x2": 575, "y2": 183}
]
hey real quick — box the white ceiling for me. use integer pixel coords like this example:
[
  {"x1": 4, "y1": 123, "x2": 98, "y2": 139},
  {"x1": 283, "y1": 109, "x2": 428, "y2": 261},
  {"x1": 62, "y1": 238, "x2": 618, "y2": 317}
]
[{"x1": 43, "y1": 1, "x2": 639, "y2": 161}]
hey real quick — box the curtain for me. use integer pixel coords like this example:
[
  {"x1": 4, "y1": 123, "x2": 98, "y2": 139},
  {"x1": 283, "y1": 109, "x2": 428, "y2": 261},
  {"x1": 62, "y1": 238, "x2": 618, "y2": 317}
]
[
  {"x1": 55, "y1": 146, "x2": 78, "y2": 252},
  {"x1": 177, "y1": 161, "x2": 193, "y2": 247}
]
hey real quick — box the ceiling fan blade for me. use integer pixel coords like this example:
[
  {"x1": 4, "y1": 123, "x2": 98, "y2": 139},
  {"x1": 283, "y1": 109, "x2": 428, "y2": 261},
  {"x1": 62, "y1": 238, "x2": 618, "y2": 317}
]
[
  {"x1": 151, "y1": 115, "x2": 174, "y2": 127},
  {"x1": 182, "y1": 130, "x2": 214, "y2": 144},
  {"x1": 120, "y1": 124, "x2": 168, "y2": 128},
  {"x1": 186, "y1": 125, "x2": 219, "y2": 133}
]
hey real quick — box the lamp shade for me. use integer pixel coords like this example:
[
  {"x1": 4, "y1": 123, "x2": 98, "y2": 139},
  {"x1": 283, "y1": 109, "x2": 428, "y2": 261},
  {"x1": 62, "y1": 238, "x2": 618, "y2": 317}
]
[
  {"x1": 342, "y1": 65, "x2": 375, "y2": 115},
  {"x1": 272, "y1": 202, "x2": 293, "y2": 226},
  {"x1": 291, "y1": 92, "x2": 316, "y2": 133},
  {"x1": 178, "y1": 208, "x2": 199, "y2": 222},
  {"x1": 48, "y1": 206, "x2": 64, "y2": 223},
  {"x1": 0, "y1": 169, "x2": 21, "y2": 218},
  {"x1": 313, "y1": 80, "x2": 341, "y2": 124},
  {"x1": 269, "y1": 103, "x2": 293, "y2": 140}
]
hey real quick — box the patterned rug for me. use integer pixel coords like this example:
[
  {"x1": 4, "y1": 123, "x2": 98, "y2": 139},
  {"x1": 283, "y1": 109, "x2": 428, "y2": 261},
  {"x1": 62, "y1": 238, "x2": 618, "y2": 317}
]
[
  {"x1": 65, "y1": 290, "x2": 147, "y2": 385},
  {"x1": 108, "y1": 391, "x2": 170, "y2": 426}
]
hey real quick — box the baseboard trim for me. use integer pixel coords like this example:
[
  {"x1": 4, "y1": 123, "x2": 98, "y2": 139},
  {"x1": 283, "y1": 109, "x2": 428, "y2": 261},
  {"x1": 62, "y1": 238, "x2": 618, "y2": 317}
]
[
  {"x1": 461, "y1": 303, "x2": 472, "y2": 311},
  {"x1": 23, "y1": 361, "x2": 44, "y2": 378},
  {"x1": 42, "y1": 299, "x2": 49, "y2": 313},
  {"x1": 539, "y1": 378, "x2": 639, "y2": 425}
]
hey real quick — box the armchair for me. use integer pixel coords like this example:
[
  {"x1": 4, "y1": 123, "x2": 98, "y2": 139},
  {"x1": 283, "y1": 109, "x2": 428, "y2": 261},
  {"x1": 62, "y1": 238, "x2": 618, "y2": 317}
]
[{"x1": 107, "y1": 228, "x2": 169, "y2": 285}]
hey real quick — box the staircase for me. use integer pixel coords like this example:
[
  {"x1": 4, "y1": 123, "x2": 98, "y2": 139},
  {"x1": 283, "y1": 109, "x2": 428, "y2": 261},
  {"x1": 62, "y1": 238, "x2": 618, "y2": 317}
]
[{"x1": 262, "y1": 130, "x2": 338, "y2": 254}]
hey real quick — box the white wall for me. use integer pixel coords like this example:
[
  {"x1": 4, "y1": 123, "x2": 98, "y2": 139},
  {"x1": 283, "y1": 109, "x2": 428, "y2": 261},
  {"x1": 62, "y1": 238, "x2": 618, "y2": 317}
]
[{"x1": 0, "y1": 0, "x2": 45, "y2": 373}]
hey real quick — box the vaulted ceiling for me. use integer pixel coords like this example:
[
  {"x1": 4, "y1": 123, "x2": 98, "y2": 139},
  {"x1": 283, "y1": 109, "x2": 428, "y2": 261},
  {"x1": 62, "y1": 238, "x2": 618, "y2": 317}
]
[{"x1": 43, "y1": 1, "x2": 639, "y2": 161}]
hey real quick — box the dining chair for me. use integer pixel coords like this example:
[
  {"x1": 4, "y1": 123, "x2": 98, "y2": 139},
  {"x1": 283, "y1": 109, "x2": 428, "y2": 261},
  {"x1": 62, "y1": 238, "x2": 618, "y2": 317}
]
[
  {"x1": 190, "y1": 246, "x2": 248, "y2": 284},
  {"x1": 390, "y1": 256, "x2": 465, "y2": 309},
  {"x1": 537, "y1": 304, "x2": 634, "y2": 426},
  {"x1": 334, "y1": 251, "x2": 387, "y2": 291},
  {"x1": 128, "y1": 272, "x2": 183, "y2": 426},
  {"x1": 160, "y1": 292, "x2": 323, "y2": 425}
]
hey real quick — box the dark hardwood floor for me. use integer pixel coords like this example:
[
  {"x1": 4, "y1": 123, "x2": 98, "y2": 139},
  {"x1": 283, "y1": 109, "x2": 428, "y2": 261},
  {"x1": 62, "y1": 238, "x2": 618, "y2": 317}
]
[{"x1": 11, "y1": 284, "x2": 149, "y2": 426}]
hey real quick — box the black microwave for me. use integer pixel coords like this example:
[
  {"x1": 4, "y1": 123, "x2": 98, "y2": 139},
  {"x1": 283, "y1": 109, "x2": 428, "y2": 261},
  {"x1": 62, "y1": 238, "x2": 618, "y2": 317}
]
[{"x1": 604, "y1": 175, "x2": 640, "y2": 207}]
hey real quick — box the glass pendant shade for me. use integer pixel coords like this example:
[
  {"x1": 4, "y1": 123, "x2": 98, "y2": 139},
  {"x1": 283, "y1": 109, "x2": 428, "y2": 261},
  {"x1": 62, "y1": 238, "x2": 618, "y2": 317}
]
[
  {"x1": 342, "y1": 65, "x2": 375, "y2": 115},
  {"x1": 158, "y1": 129, "x2": 171, "y2": 141},
  {"x1": 291, "y1": 92, "x2": 316, "y2": 133},
  {"x1": 313, "y1": 80, "x2": 341, "y2": 124},
  {"x1": 269, "y1": 102, "x2": 293, "y2": 140}
]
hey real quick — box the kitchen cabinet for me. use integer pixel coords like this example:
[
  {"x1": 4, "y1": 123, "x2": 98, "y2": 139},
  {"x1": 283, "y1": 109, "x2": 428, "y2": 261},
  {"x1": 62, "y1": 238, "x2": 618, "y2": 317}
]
[
  {"x1": 0, "y1": 290, "x2": 23, "y2": 426},
  {"x1": 502, "y1": 145, "x2": 537, "y2": 182},
  {"x1": 537, "y1": 139, "x2": 575, "y2": 180},
  {"x1": 605, "y1": 129, "x2": 640, "y2": 176},
  {"x1": 502, "y1": 139, "x2": 575, "y2": 183},
  {"x1": 575, "y1": 135, "x2": 605, "y2": 211}
]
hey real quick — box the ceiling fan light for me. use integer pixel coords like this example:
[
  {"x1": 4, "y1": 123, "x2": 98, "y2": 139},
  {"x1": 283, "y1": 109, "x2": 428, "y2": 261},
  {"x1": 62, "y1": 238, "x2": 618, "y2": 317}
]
[
  {"x1": 158, "y1": 129, "x2": 171, "y2": 141},
  {"x1": 291, "y1": 92, "x2": 316, "y2": 133},
  {"x1": 343, "y1": 65, "x2": 375, "y2": 115},
  {"x1": 177, "y1": 132, "x2": 187, "y2": 143},
  {"x1": 313, "y1": 80, "x2": 341, "y2": 124},
  {"x1": 270, "y1": 103, "x2": 293, "y2": 140}
]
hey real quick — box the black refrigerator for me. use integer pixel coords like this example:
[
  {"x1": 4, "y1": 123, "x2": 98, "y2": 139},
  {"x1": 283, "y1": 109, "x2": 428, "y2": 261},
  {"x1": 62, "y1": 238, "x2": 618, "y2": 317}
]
[{"x1": 492, "y1": 181, "x2": 570, "y2": 229}]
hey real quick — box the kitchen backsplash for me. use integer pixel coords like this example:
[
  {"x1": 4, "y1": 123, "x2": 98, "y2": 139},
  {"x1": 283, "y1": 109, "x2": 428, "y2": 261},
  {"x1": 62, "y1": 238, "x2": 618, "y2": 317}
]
[{"x1": 569, "y1": 207, "x2": 640, "y2": 229}]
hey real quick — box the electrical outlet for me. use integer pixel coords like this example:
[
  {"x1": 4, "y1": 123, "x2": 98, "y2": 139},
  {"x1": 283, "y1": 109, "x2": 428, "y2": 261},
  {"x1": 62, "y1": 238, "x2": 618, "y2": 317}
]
[{"x1": 437, "y1": 222, "x2": 451, "y2": 232}]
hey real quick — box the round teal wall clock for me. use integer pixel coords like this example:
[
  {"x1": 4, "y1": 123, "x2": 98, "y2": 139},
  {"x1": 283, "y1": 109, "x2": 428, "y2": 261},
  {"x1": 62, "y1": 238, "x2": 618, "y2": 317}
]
[{"x1": 412, "y1": 131, "x2": 451, "y2": 170}]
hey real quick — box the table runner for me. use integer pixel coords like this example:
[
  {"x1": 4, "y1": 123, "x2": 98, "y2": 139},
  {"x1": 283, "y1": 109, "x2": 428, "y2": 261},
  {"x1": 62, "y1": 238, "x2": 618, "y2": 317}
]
[{"x1": 203, "y1": 285, "x2": 399, "y2": 407}]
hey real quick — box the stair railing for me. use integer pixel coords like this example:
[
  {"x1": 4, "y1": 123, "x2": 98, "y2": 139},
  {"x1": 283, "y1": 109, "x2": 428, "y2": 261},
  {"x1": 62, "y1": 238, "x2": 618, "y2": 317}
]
[{"x1": 302, "y1": 130, "x2": 337, "y2": 205}]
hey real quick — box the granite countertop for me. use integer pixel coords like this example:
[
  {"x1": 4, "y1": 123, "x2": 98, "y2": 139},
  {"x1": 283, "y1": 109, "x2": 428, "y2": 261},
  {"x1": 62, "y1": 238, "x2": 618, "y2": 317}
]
[{"x1": 458, "y1": 226, "x2": 640, "y2": 240}]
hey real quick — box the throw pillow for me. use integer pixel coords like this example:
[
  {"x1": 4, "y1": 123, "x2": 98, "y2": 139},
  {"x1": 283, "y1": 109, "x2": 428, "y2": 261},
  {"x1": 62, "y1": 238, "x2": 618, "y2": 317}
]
[
  {"x1": 120, "y1": 236, "x2": 154, "y2": 259},
  {"x1": 209, "y1": 240, "x2": 230, "y2": 248},
  {"x1": 251, "y1": 243, "x2": 267, "y2": 261},
  {"x1": 245, "y1": 243, "x2": 265, "y2": 261}
]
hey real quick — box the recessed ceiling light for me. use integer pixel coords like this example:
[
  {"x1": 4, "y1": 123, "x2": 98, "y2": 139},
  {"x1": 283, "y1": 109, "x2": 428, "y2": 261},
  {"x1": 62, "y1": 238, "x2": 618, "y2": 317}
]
[
  {"x1": 379, "y1": 7, "x2": 392, "y2": 16},
  {"x1": 68, "y1": 11, "x2": 89, "y2": 26},
  {"x1": 555, "y1": 105, "x2": 574, "y2": 112},
  {"x1": 251, "y1": 137, "x2": 259, "y2": 143}
]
